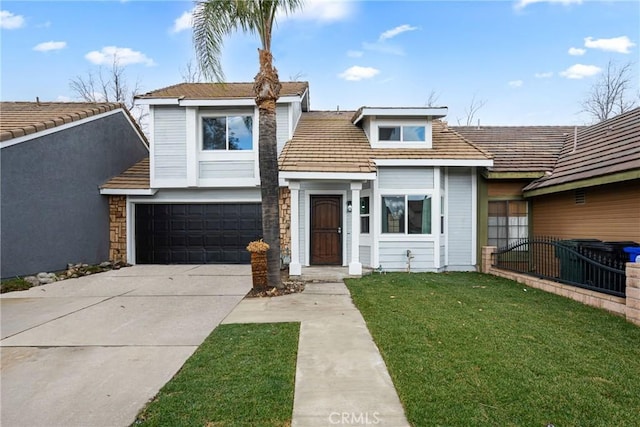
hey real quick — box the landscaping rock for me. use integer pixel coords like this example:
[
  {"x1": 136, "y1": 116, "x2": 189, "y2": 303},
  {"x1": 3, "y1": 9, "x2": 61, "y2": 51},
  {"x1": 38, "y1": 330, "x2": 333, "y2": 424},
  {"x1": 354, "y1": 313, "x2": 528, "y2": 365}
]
[{"x1": 24, "y1": 276, "x2": 40, "y2": 286}]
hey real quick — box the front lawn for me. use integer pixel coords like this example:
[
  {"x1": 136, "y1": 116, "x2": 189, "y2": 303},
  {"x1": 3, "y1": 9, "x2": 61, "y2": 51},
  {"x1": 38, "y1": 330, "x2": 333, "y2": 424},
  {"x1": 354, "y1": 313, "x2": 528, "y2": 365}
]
[
  {"x1": 345, "y1": 272, "x2": 640, "y2": 426},
  {"x1": 133, "y1": 323, "x2": 299, "y2": 427}
]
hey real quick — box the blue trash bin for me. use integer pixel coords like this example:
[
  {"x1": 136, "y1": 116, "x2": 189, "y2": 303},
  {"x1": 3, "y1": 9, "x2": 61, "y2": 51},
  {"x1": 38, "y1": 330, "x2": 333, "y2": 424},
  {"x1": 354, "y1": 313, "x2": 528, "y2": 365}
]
[{"x1": 623, "y1": 247, "x2": 640, "y2": 263}]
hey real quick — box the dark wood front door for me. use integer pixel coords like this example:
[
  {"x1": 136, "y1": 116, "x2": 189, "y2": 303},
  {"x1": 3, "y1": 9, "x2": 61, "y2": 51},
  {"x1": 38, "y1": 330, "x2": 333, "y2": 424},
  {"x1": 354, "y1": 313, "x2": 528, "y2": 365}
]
[{"x1": 310, "y1": 195, "x2": 342, "y2": 265}]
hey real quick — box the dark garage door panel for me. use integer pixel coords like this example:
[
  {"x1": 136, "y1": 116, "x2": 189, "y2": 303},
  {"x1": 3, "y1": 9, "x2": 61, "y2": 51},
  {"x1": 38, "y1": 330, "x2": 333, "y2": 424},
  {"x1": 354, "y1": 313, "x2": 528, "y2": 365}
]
[{"x1": 135, "y1": 203, "x2": 262, "y2": 264}]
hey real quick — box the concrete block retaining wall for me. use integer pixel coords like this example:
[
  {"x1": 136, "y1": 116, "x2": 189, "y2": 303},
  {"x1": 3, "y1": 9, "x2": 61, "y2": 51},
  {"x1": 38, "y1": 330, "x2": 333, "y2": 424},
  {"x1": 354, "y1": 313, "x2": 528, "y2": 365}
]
[{"x1": 482, "y1": 246, "x2": 640, "y2": 327}]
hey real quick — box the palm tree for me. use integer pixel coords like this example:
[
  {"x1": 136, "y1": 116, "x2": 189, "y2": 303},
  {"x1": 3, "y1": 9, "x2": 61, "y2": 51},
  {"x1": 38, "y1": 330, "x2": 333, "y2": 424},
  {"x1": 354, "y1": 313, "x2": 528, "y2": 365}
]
[{"x1": 193, "y1": 0, "x2": 302, "y2": 288}]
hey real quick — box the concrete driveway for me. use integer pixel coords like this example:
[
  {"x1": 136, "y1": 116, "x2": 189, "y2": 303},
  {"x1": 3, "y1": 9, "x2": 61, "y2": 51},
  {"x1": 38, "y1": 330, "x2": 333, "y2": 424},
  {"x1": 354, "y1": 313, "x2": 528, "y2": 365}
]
[{"x1": 0, "y1": 265, "x2": 251, "y2": 427}]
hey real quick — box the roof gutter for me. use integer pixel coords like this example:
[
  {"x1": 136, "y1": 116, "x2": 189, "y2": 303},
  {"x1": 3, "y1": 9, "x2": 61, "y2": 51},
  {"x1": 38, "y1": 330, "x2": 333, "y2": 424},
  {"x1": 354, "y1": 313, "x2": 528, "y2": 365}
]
[
  {"x1": 482, "y1": 171, "x2": 546, "y2": 180},
  {"x1": 99, "y1": 188, "x2": 158, "y2": 196},
  {"x1": 352, "y1": 107, "x2": 449, "y2": 125},
  {"x1": 523, "y1": 170, "x2": 640, "y2": 198}
]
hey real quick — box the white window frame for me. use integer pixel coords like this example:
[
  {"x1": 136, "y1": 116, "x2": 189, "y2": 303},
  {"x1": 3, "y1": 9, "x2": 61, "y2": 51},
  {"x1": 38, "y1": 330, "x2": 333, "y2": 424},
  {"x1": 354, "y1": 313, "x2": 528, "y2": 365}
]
[
  {"x1": 380, "y1": 192, "x2": 435, "y2": 237},
  {"x1": 199, "y1": 112, "x2": 256, "y2": 161},
  {"x1": 371, "y1": 118, "x2": 432, "y2": 149},
  {"x1": 359, "y1": 193, "x2": 371, "y2": 235}
]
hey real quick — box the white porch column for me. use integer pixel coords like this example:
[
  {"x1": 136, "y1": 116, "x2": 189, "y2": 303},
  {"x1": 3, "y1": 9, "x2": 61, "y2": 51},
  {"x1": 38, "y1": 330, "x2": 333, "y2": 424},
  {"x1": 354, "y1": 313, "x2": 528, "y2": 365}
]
[
  {"x1": 349, "y1": 182, "x2": 362, "y2": 276},
  {"x1": 288, "y1": 181, "x2": 302, "y2": 276}
]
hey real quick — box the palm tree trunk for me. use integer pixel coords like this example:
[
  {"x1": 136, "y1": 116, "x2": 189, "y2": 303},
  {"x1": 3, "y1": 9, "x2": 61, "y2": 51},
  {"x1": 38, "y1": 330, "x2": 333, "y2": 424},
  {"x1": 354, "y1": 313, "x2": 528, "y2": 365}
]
[{"x1": 254, "y1": 49, "x2": 282, "y2": 288}]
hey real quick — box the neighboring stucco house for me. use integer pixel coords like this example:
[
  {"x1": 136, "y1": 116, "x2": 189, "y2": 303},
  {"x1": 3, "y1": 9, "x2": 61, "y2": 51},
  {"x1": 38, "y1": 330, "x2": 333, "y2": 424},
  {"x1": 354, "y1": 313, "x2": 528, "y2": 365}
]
[
  {"x1": 102, "y1": 82, "x2": 494, "y2": 275},
  {"x1": 0, "y1": 102, "x2": 149, "y2": 278}
]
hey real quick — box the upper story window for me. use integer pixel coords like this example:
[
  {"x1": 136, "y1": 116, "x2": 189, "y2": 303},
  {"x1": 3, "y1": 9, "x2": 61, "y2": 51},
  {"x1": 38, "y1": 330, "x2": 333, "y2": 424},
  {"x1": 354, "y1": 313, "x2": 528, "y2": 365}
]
[
  {"x1": 202, "y1": 115, "x2": 253, "y2": 151},
  {"x1": 378, "y1": 125, "x2": 426, "y2": 142}
]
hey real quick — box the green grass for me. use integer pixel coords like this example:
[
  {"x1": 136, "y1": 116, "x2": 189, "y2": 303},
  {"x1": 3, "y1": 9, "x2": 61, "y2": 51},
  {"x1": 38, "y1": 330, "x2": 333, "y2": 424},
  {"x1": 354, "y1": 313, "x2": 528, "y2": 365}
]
[
  {"x1": 345, "y1": 272, "x2": 640, "y2": 427},
  {"x1": 1, "y1": 277, "x2": 32, "y2": 293},
  {"x1": 133, "y1": 323, "x2": 299, "y2": 427}
]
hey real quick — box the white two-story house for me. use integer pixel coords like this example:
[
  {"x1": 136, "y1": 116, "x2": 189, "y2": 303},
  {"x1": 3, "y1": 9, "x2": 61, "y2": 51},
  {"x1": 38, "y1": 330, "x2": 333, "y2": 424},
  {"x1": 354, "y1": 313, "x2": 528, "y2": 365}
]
[{"x1": 101, "y1": 82, "x2": 493, "y2": 275}]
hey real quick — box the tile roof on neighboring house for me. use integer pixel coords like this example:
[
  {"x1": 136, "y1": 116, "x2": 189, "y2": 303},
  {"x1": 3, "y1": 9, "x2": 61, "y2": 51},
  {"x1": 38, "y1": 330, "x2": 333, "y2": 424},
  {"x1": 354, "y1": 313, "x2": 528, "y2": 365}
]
[
  {"x1": 452, "y1": 126, "x2": 577, "y2": 173},
  {"x1": 524, "y1": 108, "x2": 640, "y2": 192},
  {"x1": 136, "y1": 81, "x2": 309, "y2": 100},
  {"x1": 0, "y1": 101, "x2": 123, "y2": 142},
  {"x1": 100, "y1": 157, "x2": 150, "y2": 190},
  {"x1": 279, "y1": 112, "x2": 491, "y2": 173},
  {"x1": 279, "y1": 111, "x2": 375, "y2": 173}
]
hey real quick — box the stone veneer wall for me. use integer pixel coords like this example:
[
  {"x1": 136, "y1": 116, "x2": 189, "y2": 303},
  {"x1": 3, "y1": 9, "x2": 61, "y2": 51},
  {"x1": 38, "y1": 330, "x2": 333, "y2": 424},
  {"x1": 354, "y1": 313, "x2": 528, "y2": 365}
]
[
  {"x1": 109, "y1": 196, "x2": 127, "y2": 263},
  {"x1": 482, "y1": 246, "x2": 640, "y2": 327},
  {"x1": 279, "y1": 188, "x2": 291, "y2": 253},
  {"x1": 626, "y1": 263, "x2": 640, "y2": 326}
]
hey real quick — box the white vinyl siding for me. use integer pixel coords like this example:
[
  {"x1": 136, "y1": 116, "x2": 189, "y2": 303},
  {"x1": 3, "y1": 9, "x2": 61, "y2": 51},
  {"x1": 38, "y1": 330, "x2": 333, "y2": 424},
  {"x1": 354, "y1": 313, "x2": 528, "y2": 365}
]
[
  {"x1": 135, "y1": 187, "x2": 261, "y2": 202},
  {"x1": 378, "y1": 167, "x2": 434, "y2": 189},
  {"x1": 360, "y1": 245, "x2": 372, "y2": 267},
  {"x1": 276, "y1": 104, "x2": 289, "y2": 155},
  {"x1": 447, "y1": 168, "x2": 473, "y2": 266},
  {"x1": 154, "y1": 107, "x2": 187, "y2": 180},
  {"x1": 199, "y1": 160, "x2": 254, "y2": 179},
  {"x1": 292, "y1": 101, "x2": 302, "y2": 132},
  {"x1": 379, "y1": 241, "x2": 435, "y2": 271}
]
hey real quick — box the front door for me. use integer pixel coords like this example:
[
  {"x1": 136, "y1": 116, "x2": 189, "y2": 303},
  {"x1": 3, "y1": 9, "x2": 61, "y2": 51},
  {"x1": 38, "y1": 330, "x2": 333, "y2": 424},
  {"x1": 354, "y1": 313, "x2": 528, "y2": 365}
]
[{"x1": 310, "y1": 195, "x2": 342, "y2": 265}]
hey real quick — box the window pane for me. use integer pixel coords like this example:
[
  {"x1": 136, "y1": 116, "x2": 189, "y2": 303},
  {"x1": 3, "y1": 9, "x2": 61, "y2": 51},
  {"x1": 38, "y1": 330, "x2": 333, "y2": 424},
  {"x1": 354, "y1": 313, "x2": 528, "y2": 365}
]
[
  {"x1": 360, "y1": 197, "x2": 370, "y2": 215},
  {"x1": 227, "y1": 116, "x2": 253, "y2": 150},
  {"x1": 202, "y1": 117, "x2": 226, "y2": 150},
  {"x1": 403, "y1": 126, "x2": 425, "y2": 142},
  {"x1": 382, "y1": 196, "x2": 404, "y2": 233},
  {"x1": 408, "y1": 195, "x2": 431, "y2": 234},
  {"x1": 360, "y1": 216, "x2": 370, "y2": 234},
  {"x1": 379, "y1": 126, "x2": 400, "y2": 141}
]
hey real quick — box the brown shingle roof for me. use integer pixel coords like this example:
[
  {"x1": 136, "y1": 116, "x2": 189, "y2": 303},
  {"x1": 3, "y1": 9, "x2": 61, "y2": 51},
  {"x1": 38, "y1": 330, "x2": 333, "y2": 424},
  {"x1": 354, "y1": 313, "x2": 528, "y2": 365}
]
[
  {"x1": 279, "y1": 111, "x2": 375, "y2": 173},
  {"x1": 524, "y1": 107, "x2": 640, "y2": 191},
  {"x1": 100, "y1": 157, "x2": 150, "y2": 190},
  {"x1": 0, "y1": 102, "x2": 123, "y2": 142},
  {"x1": 374, "y1": 121, "x2": 492, "y2": 160},
  {"x1": 452, "y1": 126, "x2": 577, "y2": 173},
  {"x1": 279, "y1": 112, "x2": 491, "y2": 173},
  {"x1": 136, "y1": 81, "x2": 309, "y2": 100}
]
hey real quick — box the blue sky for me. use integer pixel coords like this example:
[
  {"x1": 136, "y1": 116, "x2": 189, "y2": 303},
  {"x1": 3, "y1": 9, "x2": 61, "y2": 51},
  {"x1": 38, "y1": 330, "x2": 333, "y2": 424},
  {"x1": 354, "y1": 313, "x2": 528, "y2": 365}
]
[{"x1": 1, "y1": 0, "x2": 638, "y2": 125}]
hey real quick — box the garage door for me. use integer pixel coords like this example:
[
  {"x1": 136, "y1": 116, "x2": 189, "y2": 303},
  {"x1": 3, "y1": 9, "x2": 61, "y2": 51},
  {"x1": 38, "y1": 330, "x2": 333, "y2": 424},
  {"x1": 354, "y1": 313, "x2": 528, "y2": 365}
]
[{"x1": 135, "y1": 203, "x2": 262, "y2": 264}]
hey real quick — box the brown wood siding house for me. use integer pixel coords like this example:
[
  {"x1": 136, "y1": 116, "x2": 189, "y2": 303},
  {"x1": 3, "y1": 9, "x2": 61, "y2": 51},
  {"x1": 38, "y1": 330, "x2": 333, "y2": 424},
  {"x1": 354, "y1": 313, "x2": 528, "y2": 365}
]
[
  {"x1": 524, "y1": 108, "x2": 640, "y2": 244},
  {"x1": 452, "y1": 125, "x2": 575, "y2": 257}
]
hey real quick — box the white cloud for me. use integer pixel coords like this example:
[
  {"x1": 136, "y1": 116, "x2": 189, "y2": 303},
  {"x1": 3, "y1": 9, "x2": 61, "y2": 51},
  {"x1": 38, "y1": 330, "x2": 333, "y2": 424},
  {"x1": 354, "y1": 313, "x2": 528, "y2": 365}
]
[
  {"x1": 379, "y1": 24, "x2": 418, "y2": 42},
  {"x1": 338, "y1": 66, "x2": 380, "y2": 81},
  {"x1": 171, "y1": 9, "x2": 194, "y2": 34},
  {"x1": 534, "y1": 72, "x2": 553, "y2": 78},
  {"x1": 362, "y1": 41, "x2": 404, "y2": 56},
  {"x1": 56, "y1": 95, "x2": 73, "y2": 102},
  {"x1": 514, "y1": 0, "x2": 582, "y2": 11},
  {"x1": 85, "y1": 46, "x2": 156, "y2": 66},
  {"x1": 347, "y1": 50, "x2": 363, "y2": 58},
  {"x1": 508, "y1": 80, "x2": 524, "y2": 88},
  {"x1": 560, "y1": 64, "x2": 601, "y2": 79},
  {"x1": 568, "y1": 47, "x2": 585, "y2": 56},
  {"x1": 584, "y1": 36, "x2": 635, "y2": 54},
  {"x1": 33, "y1": 41, "x2": 67, "y2": 52},
  {"x1": 281, "y1": 0, "x2": 354, "y2": 23},
  {"x1": 0, "y1": 10, "x2": 25, "y2": 29}
]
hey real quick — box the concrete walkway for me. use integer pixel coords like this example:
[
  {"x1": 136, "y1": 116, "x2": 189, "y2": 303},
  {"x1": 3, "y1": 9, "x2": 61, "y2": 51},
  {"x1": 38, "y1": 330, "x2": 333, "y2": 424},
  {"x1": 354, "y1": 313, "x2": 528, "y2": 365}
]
[
  {"x1": 1, "y1": 265, "x2": 251, "y2": 427},
  {"x1": 223, "y1": 281, "x2": 410, "y2": 427}
]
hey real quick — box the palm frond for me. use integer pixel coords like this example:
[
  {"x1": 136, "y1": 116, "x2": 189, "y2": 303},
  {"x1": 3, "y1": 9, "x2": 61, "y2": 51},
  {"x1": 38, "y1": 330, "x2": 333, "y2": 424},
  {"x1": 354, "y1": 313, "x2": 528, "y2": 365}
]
[{"x1": 193, "y1": 0, "x2": 303, "y2": 81}]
